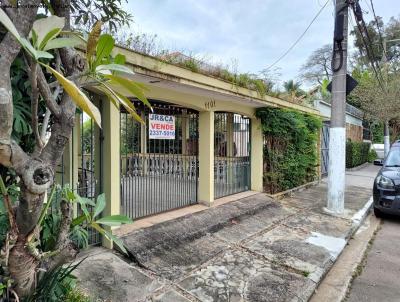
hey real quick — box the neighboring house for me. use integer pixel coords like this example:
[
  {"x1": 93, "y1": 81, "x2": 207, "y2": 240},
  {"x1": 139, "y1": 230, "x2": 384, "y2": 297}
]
[
  {"x1": 314, "y1": 99, "x2": 366, "y2": 142},
  {"x1": 314, "y1": 99, "x2": 368, "y2": 176},
  {"x1": 58, "y1": 46, "x2": 320, "y2": 246}
]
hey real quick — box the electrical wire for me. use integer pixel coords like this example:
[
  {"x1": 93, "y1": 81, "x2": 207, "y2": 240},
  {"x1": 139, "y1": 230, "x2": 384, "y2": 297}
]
[
  {"x1": 349, "y1": 1, "x2": 385, "y2": 91},
  {"x1": 264, "y1": 0, "x2": 330, "y2": 71},
  {"x1": 359, "y1": 9, "x2": 386, "y2": 86},
  {"x1": 369, "y1": 0, "x2": 387, "y2": 59}
]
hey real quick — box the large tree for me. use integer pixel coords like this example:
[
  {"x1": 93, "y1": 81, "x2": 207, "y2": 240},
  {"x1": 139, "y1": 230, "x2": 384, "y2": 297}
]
[
  {"x1": 299, "y1": 44, "x2": 332, "y2": 85},
  {"x1": 350, "y1": 15, "x2": 400, "y2": 70},
  {"x1": 0, "y1": 0, "x2": 146, "y2": 298}
]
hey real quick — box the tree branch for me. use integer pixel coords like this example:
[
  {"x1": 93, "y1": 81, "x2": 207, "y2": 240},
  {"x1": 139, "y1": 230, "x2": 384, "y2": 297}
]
[
  {"x1": 45, "y1": 200, "x2": 78, "y2": 272},
  {"x1": 37, "y1": 67, "x2": 62, "y2": 117},
  {"x1": 27, "y1": 60, "x2": 44, "y2": 154}
]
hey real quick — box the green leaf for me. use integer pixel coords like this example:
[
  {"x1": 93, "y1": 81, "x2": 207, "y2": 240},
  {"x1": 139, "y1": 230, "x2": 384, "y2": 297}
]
[
  {"x1": 36, "y1": 50, "x2": 54, "y2": 59},
  {"x1": 78, "y1": 197, "x2": 96, "y2": 207},
  {"x1": 71, "y1": 214, "x2": 87, "y2": 227},
  {"x1": 39, "y1": 27, "x2": 62, "y2": 50},
  {"x1": 93, "y1": 193, "x2": 106, "y2": 219},
  {"x1": 96, "y1": 64, "x2": 134, "y2": 75},
  {"x1": 90, "y1": 222, "x2": 128, "y2": 254},
  {"x1": 31, "y1": 15, "x2": 64, "y2": 48},
  {"x1": 95, "y1": 215, "x2": 132, "y2": 226},
  {"x1": 42, "y1": 63, "x2": 102, "y2": 128},
  {"x1": 106, "y1": 232, "x2": 127, "y2": 254},
  {"x1": 0, "y1": 8, "x2": 22, "y2": 42},
  {"x1": 114, "y1": 53, "x2": 126, "y2": 65},
  {"x1": 31, "y1": 29, "x2": 38, "y2": 48},
  {"x1": 43, "y1": 37, "x2": 82, "y2": 51},
  {"x1": 98, "y1": 83, "x2": 143, "y2": 123},
  {"x1": 94, "y1": 34, "x2": 115, "y2": 67},
  {"x1": 79, "y1": 201, "x2": 91, "y2": 221},
  {"x1": 20, "y1": 38, "x2": 38, "y2": 59},
  {"x1": 115, "y1": 91, "x2": 144, "y2": 123},
  {"x1": 103, "y1": 74, "x2": 152, "y2": 111}
]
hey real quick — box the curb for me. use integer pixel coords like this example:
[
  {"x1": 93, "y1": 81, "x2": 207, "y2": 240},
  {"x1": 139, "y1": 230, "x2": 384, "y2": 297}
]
[
  {"x1": 346, "y1": 162, "x2": 370, "y2": 172},
  {"x1": 264, "y1": 180, "x2": 320, "y2": 200},
  {"x1": 310, "y1": 196, "x2": 377, "y2": 302}
]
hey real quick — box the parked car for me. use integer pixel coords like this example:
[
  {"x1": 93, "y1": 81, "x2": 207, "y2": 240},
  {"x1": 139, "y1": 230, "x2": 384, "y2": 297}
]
[
  {"x1": 373, "y1": 141, "x2": 400, "y2": 217},
  {"x1": 372, "y1": 143, "x2": 385, "y2": 159}
]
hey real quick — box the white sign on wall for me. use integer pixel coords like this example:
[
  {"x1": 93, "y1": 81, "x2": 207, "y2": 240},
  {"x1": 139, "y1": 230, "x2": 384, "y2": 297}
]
[{"x1": 149, "y1": 114, "x2": 175, "y2": 139}]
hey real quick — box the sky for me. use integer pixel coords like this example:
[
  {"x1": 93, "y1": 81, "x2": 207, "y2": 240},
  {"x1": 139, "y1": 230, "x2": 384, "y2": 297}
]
[{"x1": 123, "y1": 0, "x2": 399, "y2": 88}]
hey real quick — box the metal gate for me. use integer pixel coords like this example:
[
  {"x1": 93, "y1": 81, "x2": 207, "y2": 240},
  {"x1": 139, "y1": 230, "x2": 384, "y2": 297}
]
[
  {"x1": 214, "y1": 112, "x2": 251, "y2": 199},
  {"x1": 120, "y1": 101, "x2": 199, "y2": 219},
  {"x1": 77, "y1": 112, "x2": 102, "y2": 245},
  {"x1": 321, "y1": 121, "x2": 330, "y2": 177}
]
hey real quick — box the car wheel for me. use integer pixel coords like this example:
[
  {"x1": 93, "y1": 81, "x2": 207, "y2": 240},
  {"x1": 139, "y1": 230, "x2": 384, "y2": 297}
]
[{"x1": 374, "y1": 207, "x2": 383, "y2": 218}]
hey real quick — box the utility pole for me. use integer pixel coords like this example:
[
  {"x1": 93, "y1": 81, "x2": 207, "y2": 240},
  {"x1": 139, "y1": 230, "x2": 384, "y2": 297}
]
[
  {"x1": 382, "y1": 39, "x2": 390, "y2": 158},
  {"x1": 327, "y1": 0, "x2": 349, "y2": 215}
]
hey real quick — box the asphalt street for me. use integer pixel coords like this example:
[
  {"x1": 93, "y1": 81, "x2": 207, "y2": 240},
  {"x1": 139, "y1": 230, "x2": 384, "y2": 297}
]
[{"x1": 346, "y1": 215, "x2": 400, "y2": 302}]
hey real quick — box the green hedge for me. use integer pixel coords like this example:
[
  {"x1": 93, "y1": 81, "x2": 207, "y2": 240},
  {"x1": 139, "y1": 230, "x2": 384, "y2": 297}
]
[
  {"x1": 346, "y1": 141, "x2": 371, "y2": 168},
  {"x1": 256, "y1": 107, "x2": 322, "y2": 194}
]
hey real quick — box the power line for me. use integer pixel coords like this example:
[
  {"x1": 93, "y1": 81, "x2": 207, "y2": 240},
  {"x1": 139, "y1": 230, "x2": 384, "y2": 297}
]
[
  {"x1": 358, "y1": 5, "x2": 386, "y2": 84},
  {"x1": 369, "y1": 0, "x2": 387, "y2": 58},
  {"x1": 264, "y1": 0, "x2": 330, "y2": 71},
  {"x1": 350, "y1": 1, "x2": 385, "y2": 90}
]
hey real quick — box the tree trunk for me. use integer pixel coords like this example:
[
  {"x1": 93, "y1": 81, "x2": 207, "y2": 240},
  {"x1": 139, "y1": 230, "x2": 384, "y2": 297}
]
[
  {"x1": 0, "y1": 1, "x2": 80, "y2": 298},
  {"x1": 384, "y1": 120, "x2": 390, "y2": 158},
  {"x1": 8, "y1": 236, "x2": 39, "y2": 296}
]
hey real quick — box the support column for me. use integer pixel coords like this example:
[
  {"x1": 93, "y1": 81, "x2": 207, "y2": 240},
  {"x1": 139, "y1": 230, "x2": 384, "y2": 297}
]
[
  {"x1": 62, "y1": 113, "x2": 79, "y2": 190},
  {"x1": 251, "y1": 118, "x2": 263, "y2": 192},
  {"x1": 62, "y1": 114, "x2": 80, "y2": 217},
  {"x1": 101, "y1": 97, "x2": 121, "y2": 248},
  {"x1": 93, "y1": 98, "x2": 102, "y2": 196},
  {"x1": 198, "y1": 111, "x2": 214, "y2": 205}
]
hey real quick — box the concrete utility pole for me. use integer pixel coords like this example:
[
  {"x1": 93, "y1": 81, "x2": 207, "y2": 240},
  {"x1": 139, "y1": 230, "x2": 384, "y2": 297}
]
[
  {"x1": 327, "y1": 0, "x2": 349, "y2": 214},
  {"x1": 382, "y1": 39, "x2": 390, "y2": 158}
]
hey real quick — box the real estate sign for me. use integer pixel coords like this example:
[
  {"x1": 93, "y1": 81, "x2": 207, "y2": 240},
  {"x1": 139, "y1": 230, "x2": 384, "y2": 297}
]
[{"x1": 149, "y1": 114, "x2": 175, "y2": 139}]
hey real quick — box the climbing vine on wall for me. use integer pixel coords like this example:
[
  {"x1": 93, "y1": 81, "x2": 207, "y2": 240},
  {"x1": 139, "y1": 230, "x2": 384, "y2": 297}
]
[{"x1": 256, "y1": 107, "x2": 322, "y2": 194}]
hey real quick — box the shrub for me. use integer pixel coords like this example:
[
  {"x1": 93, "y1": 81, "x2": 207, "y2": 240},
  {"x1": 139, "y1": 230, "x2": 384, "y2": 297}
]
[
  {"x1": 368, "y1": 149, "x2": 378, "y2": 163},
  {"x1": 256, "y1": 107, "x2": 322, "y2": 194},
  {"x1": 346, "y1": 141, "x2": 371, "y2": 168}
]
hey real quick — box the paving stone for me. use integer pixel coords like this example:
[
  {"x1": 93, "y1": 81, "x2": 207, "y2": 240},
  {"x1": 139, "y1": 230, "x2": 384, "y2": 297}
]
[
  {"x1": 151, "y1": 289, "x2": 192, "y2": 302},
  {"x1": 243, "y1": 225, "x2": 333, "y2": 277},
  {"x1": 214, "y1": 202, "x2": 297, "y2": 244},
  {"x1": 121, "y1": 194, "x2": 279, "y2": 279},
  {"x1": 281, "y1": 184, "x2": 371, "y2": 217},
  {"x1": 136, "y1": 234, "x2": 228, "y2": 281},
  {"x1": 283, "y1": 212, "x2": 352, "y2": 239},
  {"x1": 74, "y1": 249, "x2": 162, "y2": 302},
  {"x1": 179, "y1": 248, "x2": 314, "y2": 302}
]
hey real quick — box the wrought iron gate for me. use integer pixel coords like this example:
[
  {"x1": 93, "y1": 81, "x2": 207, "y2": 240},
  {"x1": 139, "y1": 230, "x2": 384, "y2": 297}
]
[
  {"x1": 120, "y1": 101, "x2": 199, "y2": 219},
  {"x1": 321, "y1": 121, "x2": 330, "y2": 177},
  {"x1": 214, "y1": 112, "x2": 251, "y2": 199},
  {"x1": 77, "y1": 112, "x2": 102, "y2": 245}
]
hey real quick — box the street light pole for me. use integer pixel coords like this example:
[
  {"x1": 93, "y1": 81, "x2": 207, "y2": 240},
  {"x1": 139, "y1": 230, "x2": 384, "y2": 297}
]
[{"x1": 327, "y1": 0, "x2": 349, "y2": 215}]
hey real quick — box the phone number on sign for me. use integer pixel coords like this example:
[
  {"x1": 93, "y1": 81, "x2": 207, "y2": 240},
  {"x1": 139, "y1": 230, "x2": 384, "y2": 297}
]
[{"x1": 149, "y1": 130, "x2": 175, "y2": 137}]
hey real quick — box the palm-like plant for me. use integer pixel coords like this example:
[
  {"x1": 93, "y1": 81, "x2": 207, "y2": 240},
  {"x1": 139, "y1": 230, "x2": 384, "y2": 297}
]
[{"x1": 283, "y1": 80, "x2": 306, "y2": 102}]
